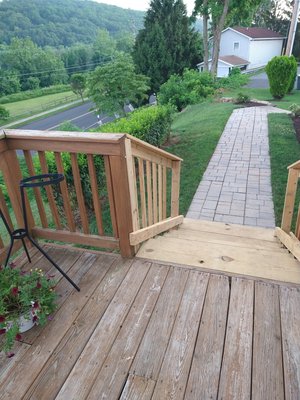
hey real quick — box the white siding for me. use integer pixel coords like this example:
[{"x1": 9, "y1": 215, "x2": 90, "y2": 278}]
[
  {"x1": 219, "y1": 29, "x2": 250, "y2": 61},
  {"x1": 248, "y1": 39, "x2": 284, "y2": 69}
]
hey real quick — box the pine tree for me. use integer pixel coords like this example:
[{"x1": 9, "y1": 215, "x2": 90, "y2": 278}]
[{"x1": 133, "y1": 0, "x2": 201, "y2": 92}]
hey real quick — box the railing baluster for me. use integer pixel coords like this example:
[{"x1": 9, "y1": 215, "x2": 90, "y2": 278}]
[
  {"x1": 38, "y1": 151, "x2": 62, "y2": 229},
  {"x1": 54, "y1": 152, "x2": 76, "y2": 232},
  {"x1": 104, "y1": 156, "x2": 118, "y2": 238},
  {"x1": 281, "y1": 168, "x2": 299, "y2": 233},
  {"x1": 171, "y1": 160, "x2": 181, "y2": 217},
  {"x1": 70, "y1": 153, "x2": 89, "y2": 234},
  {"x1": 146, "y1": 160, "x2": 153, "y2": 226},
  {"x1": 0, "y1": 186, "x2": 14, "y2": 232},
  {"x1": 152, "y1": 163, "x2": 158, "y2": 223},
  {"x1": 87, "y1": 154, "x2": 104, "y2": 236},
  {"x1": 23, "y1": 150, "x2": 48, "y2": 228},
  {"x1": 158, "y1": 164, "x2": 163, "y2": 221},
  {"x1": 138, "y1": 158, "x2": 147, "y2": 228},
  {"x1": 295, "y1": 202, "x2": 300, "y2": 239},
  {"x1": 162, "y1": 166, "x2": 167, "y2": 219}
]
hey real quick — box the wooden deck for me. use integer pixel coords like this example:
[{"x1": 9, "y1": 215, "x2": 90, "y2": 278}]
[{"x1": 1, "y1": 243, "x2": 300, "y2": 399}]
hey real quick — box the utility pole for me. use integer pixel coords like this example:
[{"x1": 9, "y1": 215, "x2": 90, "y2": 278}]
[{"x1": 285, "y1": 0, "x2": 300, "y2": 56}]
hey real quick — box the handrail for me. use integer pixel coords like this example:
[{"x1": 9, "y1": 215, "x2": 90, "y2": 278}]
[
  {"x1": 0, "y1": 129, "x2": 183, "y2": 262},
  {"x1": 275, "y1": 160, "x2": 300, "y2": 262}
]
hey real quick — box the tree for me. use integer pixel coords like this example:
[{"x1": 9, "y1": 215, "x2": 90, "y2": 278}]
[
  {"x1": 87, "y1": 54, "x2": 150, "y2": 115},
  {"x1": 92, "y1": 29, "x2": 117, "y2": 66},
  {"x1": 133, "y1": 0, "x2": 202, "y2": 92},
  {"x1": 194, "y1": 0, "x2": 263, "y2": 75},
  {"x1": 70, "y1": 74, "x2": 86, "y2": 102},
  {"x1": 0, "y1": 70, "x2": 21, "y2": 96}
]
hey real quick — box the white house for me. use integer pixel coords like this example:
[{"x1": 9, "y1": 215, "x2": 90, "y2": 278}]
[{"x1": 197, "y1": 27, "x2": 285, "y2": 77}]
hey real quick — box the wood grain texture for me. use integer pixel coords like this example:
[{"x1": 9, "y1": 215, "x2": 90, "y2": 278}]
[
  {"x1": 23, "y1": 150, "x2": 48, "y2": 228},
  {"x1": 0, "y1": 186, "x2": 13, "y2": 231},
  {"x1": 218, "y1": 277, "x2": 254, "y2": 400},
  {"x1": 120, "y1": 375, "x2": 156, "y2": 400},
  {"x1": 24, "y1": 256, "x2": 128, "y2": 400},
  {"x1": 146, "y1": 160, "x2": 153, "y2": 226},
  {"x1": 87, "y1": 263, "x2": 169, "y2": 400},
  {"x1": 171, "y1": 161, "x2": 181, "y2": 217},
  {"x1": 104, "y1": 156, "x2": 118, "y2": 238},
  {"x1": 252, "y1": 282, "x2": 284, "y2": 400},
  {"x1": 152, "y1": 163, "x2": 158, "y2": 224},
  {"x1": 70, "y1": 152, "x2": 89, "y2": 234},
  {"x1": 87, "y1": 154, "x2": 104, "y2": 235},
  {"x1": 125, "y1": 139, "x2": 139, "y2": 232},
  {"x1": 54, "y1": 152, "x2": 76, "y2": 232},
  {"x1": 130, "y1": 267, "x2": 189, "y2": 380},
  {"x1": 281, "y1": 168, "x2": 299, "y2": 233},
  {"x1": 138, "y1": 158, "x2": 147, "y2": 228},
  {"x1": 158, "y1": 164, "x2": 163, "y2": 221},
  {"x1": 55, "y1": 259, "x2": 151, "y2": 399},
  {"x1": 38, "y1": 151, "x2": 62, "y2": 229},
  {"x1": 162, "y1": 166, "x2": 167, "y2": 219},
  {"x1": 185, "y1": 274, "x2": 229, "y2": 400},
  {"x1": 280, "y1": 286, "x2": 300, "y2": 400},
  {"x1": 152, "y1": 271, "x2": 209, "y2": 400},
  {"x1": 275, "y1": 227, "x2": 300, "y2": 263}
]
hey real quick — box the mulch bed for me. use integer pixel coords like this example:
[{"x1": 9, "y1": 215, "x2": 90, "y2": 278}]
[
  {"x1": 239, "y1": 101, "x2": 268, "y2": 107},
  {"x1": 292, "y1": 116, "x2": 300, "y2": 143}
]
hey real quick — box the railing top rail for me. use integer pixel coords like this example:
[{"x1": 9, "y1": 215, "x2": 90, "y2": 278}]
[
  {"x1": 3, "y1": 129, "x2": 125, "y2": 144},
  {"x1": 126, "y1": 134, "x2": 183, "y2": 162},
  {"x1": 288, "y1": 160, "x2": 300, "y2": 170}
]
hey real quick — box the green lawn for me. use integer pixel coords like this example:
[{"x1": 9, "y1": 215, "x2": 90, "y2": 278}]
[
  {"x1": 268, "y1": 113, "x2": 300, "y2": 227},
  {"x1": 3, "y1": 91, "x2": 79, "y2": 119},
  {"x1": 164, "y1": 100, "x2": 236, "y2": 215},
  {"x1": 225, "y1": 87, "x2": 300, "y2": 110}
]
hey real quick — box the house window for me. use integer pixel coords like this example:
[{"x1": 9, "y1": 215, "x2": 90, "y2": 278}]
[{"x1": 233, "y1": 42, "x2": 239, "y2": 51}]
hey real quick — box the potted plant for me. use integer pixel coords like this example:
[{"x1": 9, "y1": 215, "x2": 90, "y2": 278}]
[{"x1": 0, "y1": 263, "x2": 58, "y2": 355}]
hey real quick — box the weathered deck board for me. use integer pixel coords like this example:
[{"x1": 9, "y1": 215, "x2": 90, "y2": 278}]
[
  {"x1": 252, "y1": 282, "x2": 284, "y2": 400},
  {"x1": 152, "y1": 271, "x2": 209, "y2": 400},
  {"x1": 185, "y1": 274, "x2": 229, "y2": 400},
  {"x1": 218, "y1": 277, "x2": 254, "y2": 400},
  {"x1": 0, "y1": 245, "x2": 299, "y2": 400},
  {"x1": 280, "y1": 286, "x2": 300, "y2": 400}
]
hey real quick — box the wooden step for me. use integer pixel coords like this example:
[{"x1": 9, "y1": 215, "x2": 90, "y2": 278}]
[{"x1": 137, "y1": 219, "x2": 300, "y2": 285}]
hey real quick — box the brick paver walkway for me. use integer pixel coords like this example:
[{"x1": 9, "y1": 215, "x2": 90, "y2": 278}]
[{"x1": 186, "y1": 106, "x2": 288, "y2": 228}]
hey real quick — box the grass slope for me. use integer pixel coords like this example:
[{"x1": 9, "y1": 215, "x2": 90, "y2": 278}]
[
  {"x1": 268, "y1": 113, "x2": 300, "y2": 226},
  {"x1": 164, "y1": 101, "x2": 236, "y2": 215}
]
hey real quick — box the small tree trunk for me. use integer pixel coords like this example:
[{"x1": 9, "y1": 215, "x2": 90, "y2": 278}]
[
  {"x1": 203, "y1": 10, "x2": 209, "y2": 71},
  {"x1": 210, "y1": 0, "x2": 230, "y2": 75}
]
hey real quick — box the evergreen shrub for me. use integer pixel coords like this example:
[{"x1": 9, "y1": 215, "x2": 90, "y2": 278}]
[
  {"x1": 266, "y1": 56, "x2": 295, "y2": 99},
  {"x1": 287, "y1": 56, "x2": 298, "y2": 93}
]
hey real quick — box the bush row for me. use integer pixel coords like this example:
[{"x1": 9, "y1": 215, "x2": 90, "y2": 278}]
[
  {"x1": 0, "y1": 85, "x2": 71, "y2": 104},
  {"x1": 96, "y1": 104, "x2": 174, "y2": 147}
]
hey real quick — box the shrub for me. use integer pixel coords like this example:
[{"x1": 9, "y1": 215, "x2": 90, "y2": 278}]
[
  {"x1": 288, "y1": 56, "x2": 298, "y2": 93},
  {"x1": 158, "y1": 69, "x2": 216, "y2": 111},
  {"x1": 217, "y1": 69, "x2": 249, "y2": 89},
  {"x1": 96, "y1": 105, "x2": 174, "y2": 147},
  {"x1": 266, "y1": 56, "x2": 295, "y2": 99},
  {"x1": 289, "y1": 103, "x2": 300, "y2": 117},
  {"x1": 235, "y1": 92, "x2": 250, "y2": 104},
  {"x1": 0, "y1": 106, "x2": 10, "y2": 121}
]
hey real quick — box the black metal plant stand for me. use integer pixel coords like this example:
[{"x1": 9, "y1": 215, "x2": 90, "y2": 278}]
[{"x1": 0, "y1": 173, "x2": 80, "y2": 292}]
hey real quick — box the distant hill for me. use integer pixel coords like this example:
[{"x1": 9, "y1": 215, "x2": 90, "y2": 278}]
[{"x1": 0, "y1": 0, "x2": 145, "y2": 47}]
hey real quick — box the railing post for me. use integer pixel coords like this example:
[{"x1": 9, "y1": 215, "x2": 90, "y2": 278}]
[
  {"x1": 171, "y1": 160, "x2": 181, "y2": 217},
  {"x1": 281, "y1": 168, "x2": 299, "y2": 233},
  {"x1": 108, "y1": 137, "x2": 135, "y2": 257}
]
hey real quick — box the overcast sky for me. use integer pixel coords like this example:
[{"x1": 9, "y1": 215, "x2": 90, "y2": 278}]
[{"x1": 94, "y1": 0, "x2": 196, "y2": 15}]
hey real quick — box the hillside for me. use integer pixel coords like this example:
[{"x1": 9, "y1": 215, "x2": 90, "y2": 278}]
[{"x1": 0, "y1": 0, "x2": 145, "y2": 47}]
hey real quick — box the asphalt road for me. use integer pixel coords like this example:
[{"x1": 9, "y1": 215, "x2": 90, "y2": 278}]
[{"x1": 19, "y1": 101, "x2": 114, "y2": 131}]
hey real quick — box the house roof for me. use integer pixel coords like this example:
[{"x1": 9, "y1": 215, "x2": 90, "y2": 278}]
[
  {"x1": 232, "y1": 26, "x2": 284, "y2": 39},
  {"x1": 197, "y1": 55, "x2": 249, "y2": 67},
  {"x1": 219, "y1": 55, "x2": 249, "y2": 66}
]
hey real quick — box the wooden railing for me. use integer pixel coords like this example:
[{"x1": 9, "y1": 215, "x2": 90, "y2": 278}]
[
  {"x1": 0, "y1": 130, "x2": 183, "y2": 263},
  {"x1": 275, "y1": 160, "x2": 300, "y2": 262}
]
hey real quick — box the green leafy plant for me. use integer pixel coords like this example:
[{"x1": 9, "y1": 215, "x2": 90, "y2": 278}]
[
  {"x1": 235, "y1": 92, "x2": 250, "y2": 104},
  {"x1": 289, "y1": 103, "x2": 300, "y2": 117},
  {"x1": 0, "y1": 263, "x2": 57, "y2": 354},
  {"x1": 266, "y1": 56, "x2": 295, "y2": 99},
  {"x1": 0, "y1": 106, "x2": 10, "y2": 121},
  {"x1": 287, "y1": 56, "x2": 298, "y2": 93}
]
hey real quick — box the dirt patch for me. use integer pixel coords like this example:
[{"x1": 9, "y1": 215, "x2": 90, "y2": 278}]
[
  {"x1": 292, "y1": 116, "x2": 300, "y2": 143},
  {"x1": 162, "y1": 135, "x2": 181, "y2": 147},
  {"x1": 239, "y1": 101, "x2": 268, "y2": 107}
]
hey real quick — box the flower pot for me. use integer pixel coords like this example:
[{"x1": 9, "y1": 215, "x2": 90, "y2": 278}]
[{"x1": 19, "y1": 313, "x2": 35, "y2": 333}]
